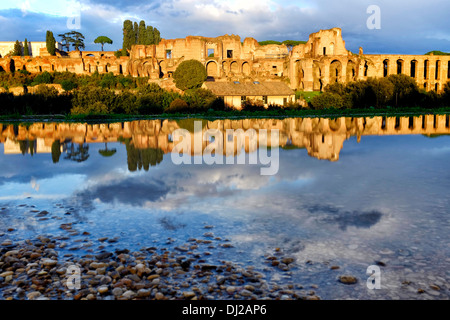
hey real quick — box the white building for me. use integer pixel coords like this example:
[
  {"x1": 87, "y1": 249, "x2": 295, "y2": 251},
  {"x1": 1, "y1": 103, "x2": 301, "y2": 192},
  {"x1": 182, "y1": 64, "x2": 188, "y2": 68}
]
[{"x1": 0, "y1": 41, "x2": 63, "y2": 58}]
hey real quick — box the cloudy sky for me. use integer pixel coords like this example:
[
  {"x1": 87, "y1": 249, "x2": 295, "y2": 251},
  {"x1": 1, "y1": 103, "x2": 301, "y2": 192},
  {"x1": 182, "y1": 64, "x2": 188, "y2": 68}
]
[{"x1": 0, "y1": 0, "x2": 449, "y2": 54}]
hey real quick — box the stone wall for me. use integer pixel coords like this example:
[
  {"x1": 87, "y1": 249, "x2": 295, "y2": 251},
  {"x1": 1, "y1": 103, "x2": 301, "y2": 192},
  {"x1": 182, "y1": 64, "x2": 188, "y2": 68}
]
[{"x1": 1, "y1": 28, "x2": 449, "y2": 93}]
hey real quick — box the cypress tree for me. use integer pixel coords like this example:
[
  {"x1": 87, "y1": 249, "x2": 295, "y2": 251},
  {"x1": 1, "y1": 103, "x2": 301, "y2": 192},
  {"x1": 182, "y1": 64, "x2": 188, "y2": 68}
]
[
  {"x1": 153, "y1": 28, "x2": 161, "y2": 45},
  {"x1": 138, "y1": 20, "x2": 146, "y2": 45},
  {"x1": 13, "y1": 40, "x2": 22, "y2": 56},
  {"x1": 46, "y1": 31, "x2": 56, "y2": 55},
  {"x1": 122, "y1": 20, "x2": 134, "y2": 51},
  {"x1": 146, "y1": 26, "x2": 154, "y2": 45},
  {"x1": 24, "y1": 38, "x2": 30, "y2": 56},
  {"x1": 133, "y1": 22, "x2": 139, "y2": 45}
]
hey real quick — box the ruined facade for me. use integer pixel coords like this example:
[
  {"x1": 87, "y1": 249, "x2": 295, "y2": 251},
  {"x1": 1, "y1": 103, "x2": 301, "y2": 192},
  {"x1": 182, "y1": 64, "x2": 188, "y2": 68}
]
[{"x1": 1, "y1": 28, "x2": 449, "y2": 93}]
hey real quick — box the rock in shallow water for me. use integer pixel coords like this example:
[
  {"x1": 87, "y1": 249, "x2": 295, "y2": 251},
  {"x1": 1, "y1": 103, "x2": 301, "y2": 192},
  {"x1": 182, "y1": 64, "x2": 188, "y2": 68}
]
[{"x1": 338, "y1": 275, "x2": 358, "y2": 285}]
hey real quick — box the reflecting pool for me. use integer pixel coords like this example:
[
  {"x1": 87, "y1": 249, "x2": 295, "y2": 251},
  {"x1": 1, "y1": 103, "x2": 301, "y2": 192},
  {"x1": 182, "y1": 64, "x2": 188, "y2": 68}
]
[{"x1": 0, "y1": 116, "x2": 449, "y2": 300}]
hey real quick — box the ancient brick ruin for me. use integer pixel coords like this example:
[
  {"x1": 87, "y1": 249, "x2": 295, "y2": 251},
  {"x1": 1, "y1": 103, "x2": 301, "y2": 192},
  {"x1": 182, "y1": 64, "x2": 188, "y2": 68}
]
[{"x1": 1, "y1": 28, "x2": 449, "y2": 92}]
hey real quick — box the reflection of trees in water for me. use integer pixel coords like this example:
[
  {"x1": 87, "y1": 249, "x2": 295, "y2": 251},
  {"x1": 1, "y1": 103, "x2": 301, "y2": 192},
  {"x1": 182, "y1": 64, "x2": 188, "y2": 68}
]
[
  {"x1": 98, "y1": 143, "x2": 117, "y2": 158},
  {"x1": 123, "y1": 138, "x2": 163, "y2": 171},
  {"x1": 64, "y1": 142, "x2": 90, "y2": 162},
  {"x1": 18, "y1": 140, "x2": 37, "y2": 156},
  {"x1": 51, "y1": 140, "x2": 61, "y2": 163}
]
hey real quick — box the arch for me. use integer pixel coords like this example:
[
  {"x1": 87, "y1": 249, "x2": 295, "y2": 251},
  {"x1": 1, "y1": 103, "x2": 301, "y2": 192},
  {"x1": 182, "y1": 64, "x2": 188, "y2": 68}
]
[
  {"x1": 230, "y1": 61, "x2": 238, "y2": 74},
  {"x1": 206, "y1": 60, "x2": 218, "y2": 77},
  {"x1": 86, "y1": 54, "x2": 95, "y2": 57},
  {"x1": 364, "y1": 61, "x2": 369, "y2": 77},
  {"x1": 383, "y1": 59, "x2": 389, "y2": 77},
  {"x1": 410, "y1": 60, "x2": 418, "y2": 78},
  {"x1": 329, "y1": 118, "x2": 342, "y2": 132},
  {"x1": 346, "y1": 60, "x2": 356, "y2": 82},
  {"x1": 397, "y1": 59, "x2": 404, "y2": 74},
  {"x1": 242, "y1": 62, "x2": 250, "y2": 76},
  {"x1": 435, "y1": 60, "x2": 441, "y2": 80},
  {"x1": 329, "y1": 60, "x2": 342, "y2": 83},
  {"x1": 10, "y1": 59, "x2": 15, "y2": 72},
  {"x1": 159, "y1": 60, "x2": 167, "y2": 78},
  {"x1": 424, "y1": 60, "x2": 429, "y2": 79}
]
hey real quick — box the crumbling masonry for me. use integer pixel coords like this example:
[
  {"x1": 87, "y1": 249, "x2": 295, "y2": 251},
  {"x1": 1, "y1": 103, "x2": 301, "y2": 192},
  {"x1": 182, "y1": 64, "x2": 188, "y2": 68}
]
[{"x1": 1, "y1": 28, "x2": 449, "y2": 92}]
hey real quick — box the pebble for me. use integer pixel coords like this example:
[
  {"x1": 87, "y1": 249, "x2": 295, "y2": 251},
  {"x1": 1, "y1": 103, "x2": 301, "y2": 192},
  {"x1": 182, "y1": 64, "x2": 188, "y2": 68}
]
[
  {"x1": 122, "y1": 290, "x2": 136, "y2": 300},
  {"x1": 240, "y1": 289, "x2": 252, "y2": 297},
  {"x1": 155, "y1": 292, "x2": 164, "y2": 300},
  {"x1": 137, "y1": 289, "x2": 151, "y2": 298},
  {"x1": 338, "y1": 275, "x2": 358, "y2": 285},
  {"x1": 27, "y1": 291, "x2": 41, "y2": 300},
  {"x1": 42, "y1": 259, "x2": 58, "y2": 267},
  {"x1": 98, "y1": 286, "x2": 109, "y2": 294},
  {"x1": 112, "y1": 287, "x2": 123, "y2": 297},
  {"x1": 183, "y1": 291, "x2": 196, "y2": 299},
  {"x1": 226, "y1": 286, "x2": 237, "y2": 294},
  {"x1": 0, "y1": 271, "x2": 14, "y2": 277}
]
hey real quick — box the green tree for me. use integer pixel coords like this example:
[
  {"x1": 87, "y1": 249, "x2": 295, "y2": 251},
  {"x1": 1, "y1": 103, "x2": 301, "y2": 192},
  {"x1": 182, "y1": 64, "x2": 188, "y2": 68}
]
[
  {"x1": 13, "y1": 40, "x2": 22, "y2": 56},
  {"x1": 173, "y1": 59, "x2": 207, "y2": 91},
  {"x1": 138, "y1": 20, "x2": 146, "y2": 45},
  {"x1": 133, "y1": 21, "x2": 139, "y2": 45},
  {"x1": 46, "y1": 31, "x2": 56, "y2": 55},
  {"x1": 153, "y1": 28, "x2": 161, "y2": 45},
  {"x1": 145, "y1": 26, "x2": 154, "y2": 45},
  {"x1": 68, "y1": 31, "x2": 85, "y2": 51},
  {"x1": 311, "y1": 92, "x2": 344, "y2": 109},
  {"x1": 122, "y1": 20, "x2": 134, "y2": 51},
  {"x1": 58, "y1": 33, "x2": 72, "y2": 52},
  {"x1": 94, "y1": 36, "x2": 113, "y2": 51},
  {"x1": 23, "y1": 38, "x2": 30, "y2": 56},
  {"x1": 258, "y1": 40, "x2": 282, "y2": 46},
  {"x1": 387, "y1": 74, "x2": 419, "y2": 107}
]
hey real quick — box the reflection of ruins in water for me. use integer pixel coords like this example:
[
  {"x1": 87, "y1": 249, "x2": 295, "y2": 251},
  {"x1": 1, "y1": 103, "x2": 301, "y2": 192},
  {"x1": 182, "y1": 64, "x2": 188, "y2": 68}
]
[{"x1": 1, "y1": 115, "x2": 449, "y2": 167}]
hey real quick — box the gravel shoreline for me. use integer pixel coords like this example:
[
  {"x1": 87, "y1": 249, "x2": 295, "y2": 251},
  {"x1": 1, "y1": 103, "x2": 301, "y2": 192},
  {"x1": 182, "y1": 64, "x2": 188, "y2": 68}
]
[{"x1": 0, "y1": 233, "x2": 320, "y2": 301}]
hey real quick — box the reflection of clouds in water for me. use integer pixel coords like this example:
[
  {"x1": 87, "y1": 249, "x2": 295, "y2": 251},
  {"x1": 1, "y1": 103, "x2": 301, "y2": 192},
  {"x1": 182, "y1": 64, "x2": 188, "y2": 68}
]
[
  {"x1": 427, "y1": 146, "x2": 450, "y2": 155},
  {"x1": 74, "y1": 177, "x2": 170, "y2": 207},
  {"x1": 304, "y1": 204, "x2": 383, "y2": 231}
]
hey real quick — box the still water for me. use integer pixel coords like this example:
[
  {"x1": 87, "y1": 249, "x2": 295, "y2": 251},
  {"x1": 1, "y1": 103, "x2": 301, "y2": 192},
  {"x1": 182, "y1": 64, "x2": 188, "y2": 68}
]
[{"x1": 0, "y1": 116, "x2": 449, "y2": 300}]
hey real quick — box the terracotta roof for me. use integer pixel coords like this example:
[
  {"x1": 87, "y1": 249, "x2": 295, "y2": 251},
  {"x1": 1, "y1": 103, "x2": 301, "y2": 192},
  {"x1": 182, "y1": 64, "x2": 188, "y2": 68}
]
[{"x1": 204, "y1": 81, "x2": 294, "y2": 96}]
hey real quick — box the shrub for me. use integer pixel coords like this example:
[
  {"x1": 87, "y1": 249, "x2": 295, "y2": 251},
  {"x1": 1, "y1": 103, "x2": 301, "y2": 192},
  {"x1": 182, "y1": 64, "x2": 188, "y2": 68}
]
[
  {"x1": 311, "y1": 92, "x2": 344, "y2": 109},
  {"x1": 32, "y1": 71, "x2": 53, "y2": 85},
  {"x1": 173, "y1": 60, "x2": 207, "y2": 91},
  {"x1": 167, "y1": 98, "x2": 189, "y2": 113},
  {"x1": 137, "y1": 93, "x2": 164, "y2": 114},
  {"x1": 61, "y1": 79, "x2": 77, "y2": 91},
  {"x1": 387, "y1": 74, "x2": 420, "y2": 107},
  {"x1": 241, "y1": 99, "x2": 265, "y2": 112}
]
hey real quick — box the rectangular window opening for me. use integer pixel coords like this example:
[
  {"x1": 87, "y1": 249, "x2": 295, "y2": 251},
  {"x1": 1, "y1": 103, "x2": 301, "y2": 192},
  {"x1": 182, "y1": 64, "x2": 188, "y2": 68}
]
[
  {"x1": 208, "y1": 48, "x2": 214, "y2": 58},
  {"x1": 166, "y1": 49, "x2": 172, "y2": 59},
  {"x1": 227, "y1": 50, "x2": 233, "y2": 58}
]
